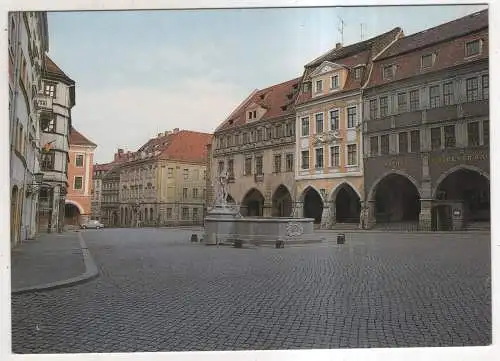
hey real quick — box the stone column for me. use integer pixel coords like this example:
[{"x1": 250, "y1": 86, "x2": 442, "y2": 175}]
[
  {"x1": 366, "y1": 200, "x2": 376, "y2": 229},
  {"x1": 292, "y1": 201, "x2": 303, "y2": 218},
  {"x1": 263, "y1": 201, "x2": 272, "y2": 217},
  {"x1": 320, "y1": 201, "x2": 332, "y2": 229},
  {"x1": 419, "y1": 199, "x2": 433, "y2": 231}
]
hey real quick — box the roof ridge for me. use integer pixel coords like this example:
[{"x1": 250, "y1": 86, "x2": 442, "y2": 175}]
[{"x1": 305, "y1": 27, "x2": 402, "y2": 67}]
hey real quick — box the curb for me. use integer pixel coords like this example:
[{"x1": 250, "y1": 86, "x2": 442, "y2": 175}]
[
  {"x1": 11, "y1": 232, "x2": 99, "y2": 295},
  {"x1": 315, "y1": 230, "x2": 491, "y2": 235}
]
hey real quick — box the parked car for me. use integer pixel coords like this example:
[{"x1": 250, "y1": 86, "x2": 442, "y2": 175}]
[{"x1": 80, "y1": 220, "x2": 104, "y2": 229}]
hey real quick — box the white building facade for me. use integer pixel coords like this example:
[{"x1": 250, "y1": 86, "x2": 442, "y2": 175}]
[
  {"x1": 37, "y1": 55, "x2": 76, "y2": 233},
  {"x1": 9, "y1": 12, "x2": 49, "y2": 246}
]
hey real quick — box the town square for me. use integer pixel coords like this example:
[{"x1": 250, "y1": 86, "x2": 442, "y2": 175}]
[{"x1": 6, "y1": 2, "x2": 494, "y2": 359}]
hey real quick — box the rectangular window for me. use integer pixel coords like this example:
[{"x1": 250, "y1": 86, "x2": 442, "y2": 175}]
[
  {"x1": 466, "y1": 77, "x2": 479, "y2": 102},
  {"x1": 301, "y1": 117, "x2": 310, "y2": 136},
  {"x1": 285, "y1": 154, "x2": 294, "y2": 172},
  {"x1": 44, "y1": 83, "x2": 56, "y2": 98},
  {"x1": 443, "y1": 82, "x2": 454, "y2": 105},
  {"x1": 166, "y1": 208, "x2": 172, "y2": 219},
  {"x1": 379, "y1": 96, "x2": 389, "y2": 117},
  {"x1": 218, "y1": 161, "x2": 224, "y2": 175},
  {"x1": 410, "y1": 130, "x2": 420, "y2": 153},
  {"x1": 255, "y1": 156, "x2": 263, "y2": 175},
  {"x1": 193, "y1": 188, "x2": 198, "y2": 198},
  {"x1": 409, "y1": 90, "x2": 419, "y2": 111},
  {"x1": 74, "y1": 176, "x2": 83, "y2": 190},
  {"x1": 331, "y1": 75, "x2": 339, "y2": 89},
  {"x1": 347, "y1": 107, "x2": 357, "y2": 128},
  {"x1": 266, "y1": 127, "x2": 272, "y2": 140},
  {"x1": 383, "y1": 65, "x2": 393, "y2": 79},
  {"x1": 182, "y1": 188, "x2": 188, "y2": 199},
  {"x1": 330, "y1": 146, "x2": 340, "y2": 167},
  {"x1": 429, "y1": 85, "x2": 440, "y2": 108},
  {"x1": 483, "y1": 120, "x2": 489, "y2": 146},
  {"x1": 167, "y1": 168, "x2": 173, "y2": 178},
  {"x1": 397, "y1": 92, "x2": 407, "y2": 112},
  {"x1": 193, "y1": 208, "x2": 199, "y2": 221},
  {"x1": 482, "y1": 74, "x2": 489, "y2": 100},
  {"x1": 370, "y1": 136, "x2": 379, "y2": 156},
  {"x1": 444, "y1": 125, "x2": 456, "y2": 148},
  {"x1": 330, "y1": 110, "x2": 339, "y2": 130},
  {"x1": 315, "y1": 113, "x2": 324, "y2": 134},
  {"x1": 243, "y1": 132, "x2": 249, "y2": 144},
  {"x1": 347, "y1": 144, "x2": 357, "y2": 166},
  {"x1": 41, "y1": 151, "x2": 55, "y2": 170},
  {"x1": 182, "y1": 207, "x2": 189, "y2": 220},
  {"x1": 380, "y1": 134, "x2": 390, "y2": 155},
  {"x1": 369, "y1": 99, "x2": 378, "y2": 119},
  {"x1": 41, "y1": 116, "x2": 56, "y2": 133},
  {"x1": 316, "y1": 80, "x2": 323, "y2": 93},
  {"x1": 399, "y1": 132, "x2": 408, "y2": 154},
  {"x1": 245, "y1": 157, "x2": 252, "y2": 175},
  {"x1": 273, "y1": 154, "x2": 282, "y2": 173},
  {"x1": 431, "y1": 127, "x2": 442, "y2": 150},
  {"x1": 421, "y1": 54, "x2": 433, "y2": 68},
  {"x1": 75, "y1": 154, "x2": 84, "y2": 167},
  {"x1": 301, "y1": 150, "x2": 309, "y2": 169},
  {"x1": 354, "y1": 67, "x2": 362, "y2": 80},
  {"x1": 466, "y1": 39, "x2": 480, "y2": 57},
  {"x1": 257, "y1": 128, "x2": 263, "y2": 141},
  {"x1": 228, "y1": 159, "x2": 234, "y2": 179},
  {"x1": 315, "y1": 148, "x2": 324, "y2": 169},
  {"x1": 467, "y1": 122, "x2": 480, "y2": 147},
  {"x1": 275, "y1": 124, "x2": 283, "y2": 138}
]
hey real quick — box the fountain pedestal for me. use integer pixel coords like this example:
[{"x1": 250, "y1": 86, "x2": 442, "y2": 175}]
[{"x1": 204, "y1": 205, "x2": 240, "y2": 245}]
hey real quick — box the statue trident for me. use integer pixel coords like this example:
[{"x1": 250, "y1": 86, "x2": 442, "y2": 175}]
[{"x1": 213, "y1": 163, "x2": 229, "y2": 207}]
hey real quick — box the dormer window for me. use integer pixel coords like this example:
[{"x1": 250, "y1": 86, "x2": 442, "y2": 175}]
[
  {"x1": 302, "y1": 82, "x2": 310, "y2": 93},
  {"x1": 315, "y1": 80, "x2": 323, "y2": 93},
  {"x1": 421, "y1": 54, "x2": 434, "y2": 69},
  {"x1": 253, "y1": 110, "x2": 256, "y2": 118},
  {"x1": 331, "y1": 75, "x2": 339, "y2": 89},
  {"x1": 248, "y1": 110, "x2": 257, "y2": 120},
  {"x1": 248, "y1": 111, "x2": 253, "y2": 119},
  {"x1": 465, "y1": 39, "x2": 481, "y2": 57},
  {"x1": 354, "y1": 67, "x2": 362, "y2": 80},
  {"x1": 383, "y1": 65, "x2": 394, "y2": 79}
]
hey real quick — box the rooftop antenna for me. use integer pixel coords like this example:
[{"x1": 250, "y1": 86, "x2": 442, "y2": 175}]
[
  {"x1": 360, "y1": 23, "x2": 365, "y2": 41},
  {"x1": 338, "y1": 16, "x2": 345, "y2": 44}
]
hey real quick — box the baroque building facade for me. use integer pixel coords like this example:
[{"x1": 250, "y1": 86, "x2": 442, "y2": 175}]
[
  {"x1": 119, "y1": 129, "x2": 211, "y2": 227},
  {"x1": 9, "y1": 12, "x2": 49, "y2": 245},
  {"x1": 65, "y1": 127, "x2": 97, "y2": 227},
  {"x1": 294, "y1": 28, "x2": 402, "y2": 228},
  {"x1": 362, "y1": 9, "x2": 489, "y2": 231},
  {"x1": 211, "y1": 78, "x2": 301, "y2": 217}
]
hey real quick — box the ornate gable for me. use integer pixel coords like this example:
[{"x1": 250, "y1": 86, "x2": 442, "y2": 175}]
[{"x1": 310, "y1": 61, "x2": 346, "y2": 78}]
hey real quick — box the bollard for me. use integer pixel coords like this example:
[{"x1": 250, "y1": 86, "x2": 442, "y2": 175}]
[
  {"x1": 337, "y1": 233, "x2": 345, "y2": 244},
  {"x1": 191, "y1": 234, "x2": 198, "y2": 242},
  {"x1": 275, "y1": 240, "x2": 285, "y2": 249}
]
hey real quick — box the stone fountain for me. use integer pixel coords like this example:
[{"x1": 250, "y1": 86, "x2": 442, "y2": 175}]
[{"x1": 204, "y1": 166, "x2": 323, "y2": 247}]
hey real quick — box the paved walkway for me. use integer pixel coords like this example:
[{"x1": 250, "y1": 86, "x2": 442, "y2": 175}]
[{"x1": 11, "y1": 231, "x2": 98, "y2": 294}]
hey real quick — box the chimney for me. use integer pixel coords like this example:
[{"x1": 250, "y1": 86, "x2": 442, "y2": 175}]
[
  {"x1": 157, "y1": 133, "x2": 162, "y2": 138},
  {"x1": 336, "y1": 42, "x2": 342, "y2": 49}
]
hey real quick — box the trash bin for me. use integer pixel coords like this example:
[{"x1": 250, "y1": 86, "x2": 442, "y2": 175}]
[
  {"x1": 337, "y1": 233, "x2": 345, "y2": 244},
  {"x1": 191, "y1": 234, "x2": 198, "y2": 242},
  {"x1": 275, "y1": 240, "x2": 285, "y2": 248}
]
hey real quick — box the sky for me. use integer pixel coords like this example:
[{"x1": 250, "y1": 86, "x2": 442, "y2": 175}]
[{"x1": 46, "y1": 4, "x2": 488, "y2": 164}]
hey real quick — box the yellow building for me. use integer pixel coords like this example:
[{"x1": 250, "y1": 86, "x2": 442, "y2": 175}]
[
  {"x1": 118, "y1": 128, "x2": 212, "y2": 227},
  {"x1": 294, "y1": 29, "x2": 402, "y2": 228}
]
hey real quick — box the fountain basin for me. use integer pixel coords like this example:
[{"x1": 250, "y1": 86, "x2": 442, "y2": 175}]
[{"x1": 204, "y1": 214, "x2": 323, "y2": 246}]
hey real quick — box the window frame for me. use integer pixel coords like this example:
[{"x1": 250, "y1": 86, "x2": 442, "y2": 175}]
[
  {"x1": 301, "y1": 150, "x2": 310, "y2": 170},
  {"x1": 74, "y1": 176, "x2": 83, "y2": 190},
  {"x1": 346, "y1": 144, "x2": 358, "y2": 166},
  {"x1": 347, "y1": 106, "x2": 357, "y2": 128},
  {"x1": 315, "y1": 112, "x2": 324, "y2": 134},
  {"x1": 315, "y1": 147, "x2": 324, "y2": 169},
  {"x1": 301, "y1": 117, "x2": 310, "y2": 136},
  {"x1": 75, "y1": 153, "x2": 84, "y2": 168}
]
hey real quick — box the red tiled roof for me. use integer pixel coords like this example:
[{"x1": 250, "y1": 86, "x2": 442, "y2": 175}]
[
  {"x1": 377, "y1": 9, "x2": 488, "y2": 60},
  {"x1": 215, "y1": 77, "x2": 301, "y2": 132},
  {"x1": 296, "y1": 27, "x2": 403, "y2": 105},
  {"x1": 366, "y1": 10, "x2": 488, "y2": 88},
  {"x1": 133, "y1": 130, "x2": 212, "y2": 164},
  {"x1": 305, "y1": 27, "x2": 402, "y2": 67},
  {"x1": 69, "y1": 126, "x2": 97, "y2": 147},
  {"x1": 94, "y1": 162, "x2": 114, "y2": 172},
  {"x1": 44, "y1": 54, "x2": 75, "y2": 85}
]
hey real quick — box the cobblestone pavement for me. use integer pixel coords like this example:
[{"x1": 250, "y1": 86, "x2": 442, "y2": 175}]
[{"x1": 11, "y1": 228, "x2": 491, "y2": 353}]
